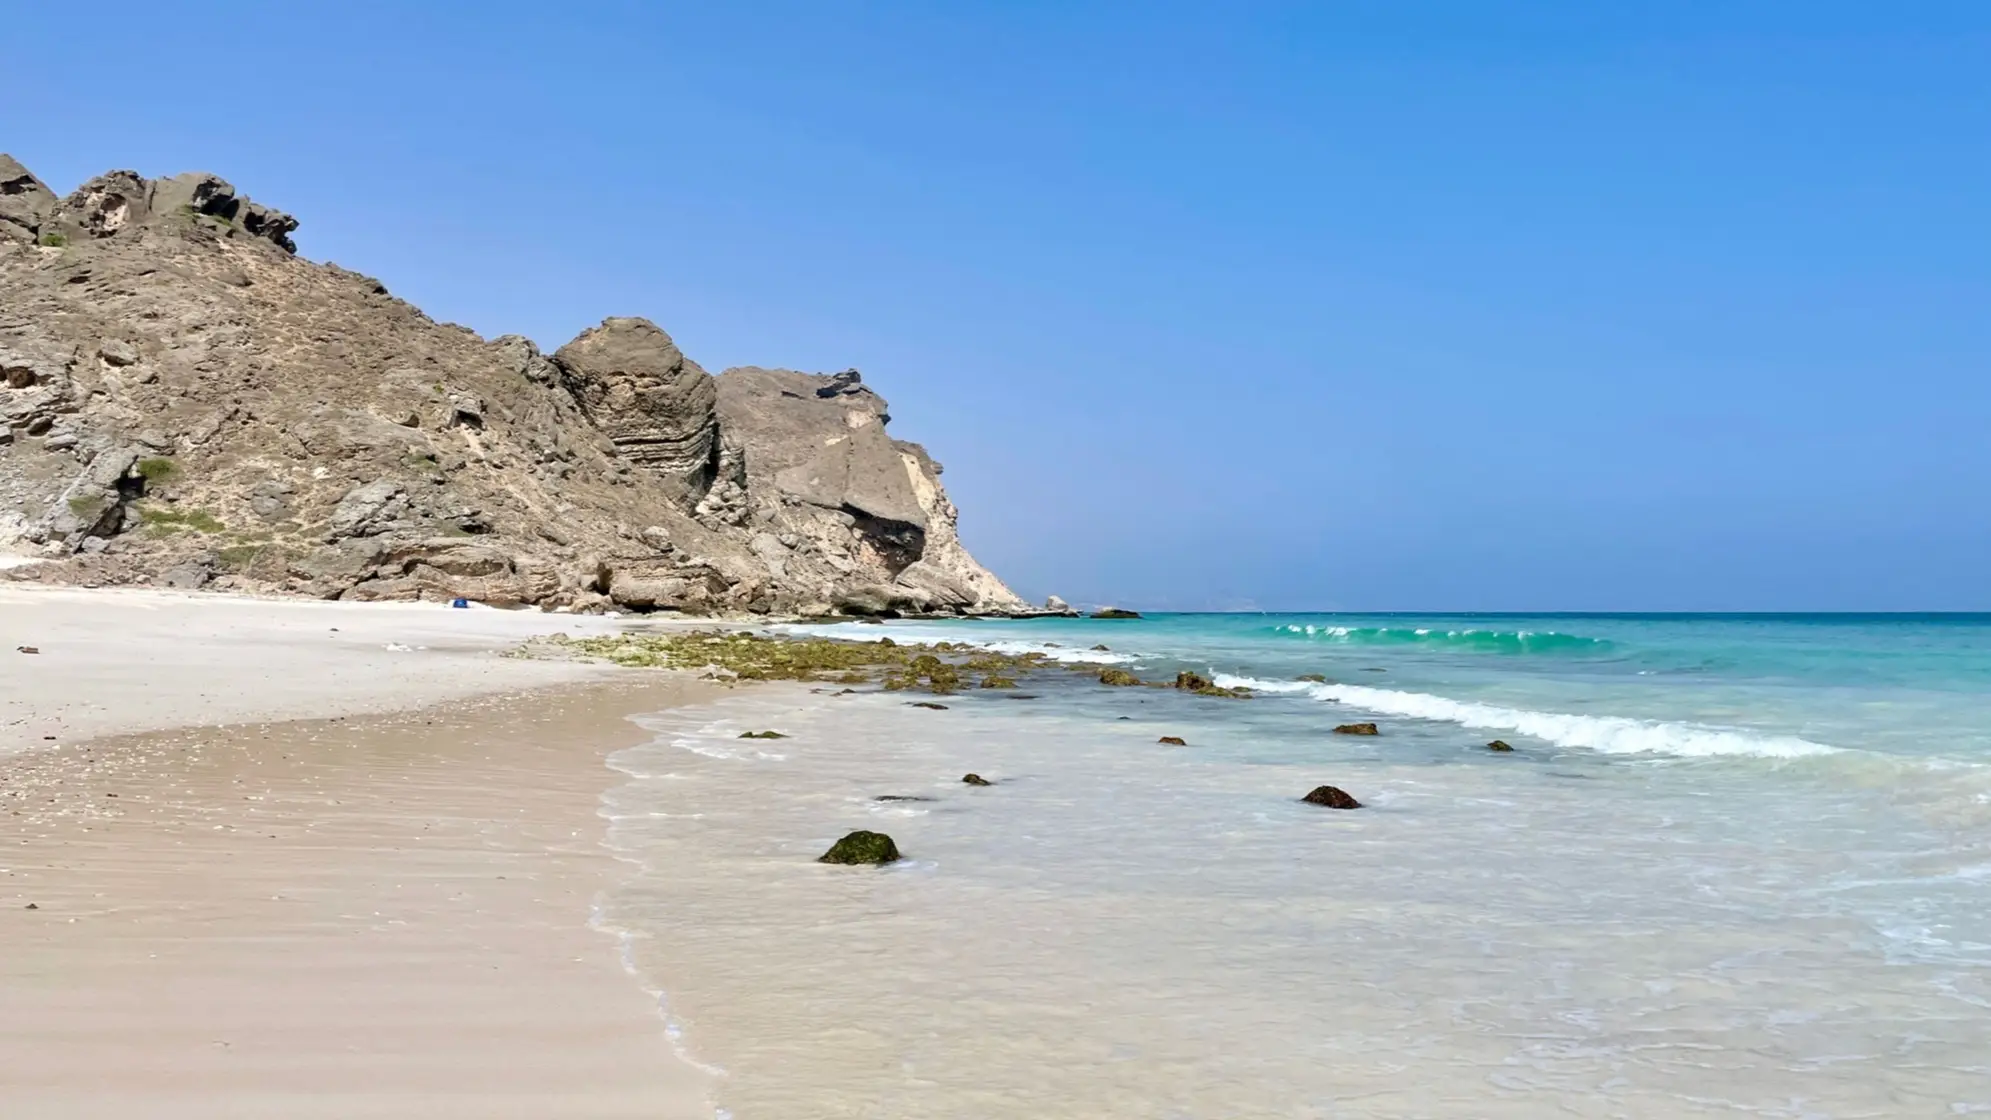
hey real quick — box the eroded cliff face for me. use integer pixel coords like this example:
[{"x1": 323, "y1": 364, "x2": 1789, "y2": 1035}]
[{"x1": 0, "y1": 158, "x2": 1030, "y2": 616}]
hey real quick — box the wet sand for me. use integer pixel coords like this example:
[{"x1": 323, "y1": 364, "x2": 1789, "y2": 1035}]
[{"x1": 0, "y1": 587, "x2": 724, "y2": 1118}]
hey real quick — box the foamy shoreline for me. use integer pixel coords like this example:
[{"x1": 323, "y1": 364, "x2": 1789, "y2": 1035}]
[{"x1": 0, "y1": 585, "x2": 734, "y2": 1117}]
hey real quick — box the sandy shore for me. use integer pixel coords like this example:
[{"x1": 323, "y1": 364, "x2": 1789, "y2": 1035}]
[{"x1": 0, "y1": 586, "x2": 724, "y2": 1118}]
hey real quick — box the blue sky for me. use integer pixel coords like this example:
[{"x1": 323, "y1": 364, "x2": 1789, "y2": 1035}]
[{"x1": 7, "y1": 2, "x2": 1988, "y2": 609}]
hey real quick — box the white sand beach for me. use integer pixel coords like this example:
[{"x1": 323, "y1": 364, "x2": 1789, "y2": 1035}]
[{"x1": 0, "y1": 586, "x2": 719, "y2": 1118}]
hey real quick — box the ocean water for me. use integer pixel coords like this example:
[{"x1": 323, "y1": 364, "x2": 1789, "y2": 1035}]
[{"x1": 598, "y1": 614, "x2": 1991, "y2": 1118}]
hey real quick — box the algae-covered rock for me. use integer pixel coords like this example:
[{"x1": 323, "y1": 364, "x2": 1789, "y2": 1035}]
[
  {"x1": 1099, "y1": 668, "x2": 1142, "y2": 687},
  {"x1": 1486, "y1": 739, "x2": 1514, "y2": 752},
  {"x1": 1158, "y1": 735, "x2": 1187, "y2": 746},
  {"x1": 1297, "y1": 673, "x2": 1329, "y2": 683},
  {"x1": 1301, "y1": 785, "x2": 1362, "y2": 809},
  {"x1": 1091, "y1": 607, "x2": 1141, "y2": 619},
  {"x1": 1333, "y1": 723, "x2": 1379, "y2": 736},
  {"x1": 1175, "y1": 671, "x2": 1213, "y2": 691},
  {"x1": 961, "y1": 773, "x2": 993, "y2": 786},
  {"x1": 818, "y1": 830, "x2": 902, "y2": 865},
  {"x1": 980, "y1": 675, "x2": 1018, "y2": 689}
]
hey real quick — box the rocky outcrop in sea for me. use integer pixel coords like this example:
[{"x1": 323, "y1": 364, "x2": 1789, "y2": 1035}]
[{"x1": 0, "y1": 157, "x2": 1041, "y2": 616}]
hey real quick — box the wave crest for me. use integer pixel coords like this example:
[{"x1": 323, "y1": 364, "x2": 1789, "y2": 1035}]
[
  {"x1": 1214, "y1": 676, "x2": 1839, "y2": 759},
  {"x1": 1270, "y1": 624, "x2": 1610, "y2": 654}
]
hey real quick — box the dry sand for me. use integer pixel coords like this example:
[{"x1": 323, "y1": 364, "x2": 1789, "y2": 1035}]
[{"x1": 0, "y1": 586, "x2": 726, "y2": 1118}]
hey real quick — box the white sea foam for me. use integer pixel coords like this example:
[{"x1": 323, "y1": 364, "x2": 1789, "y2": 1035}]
[{"x1": 1215, "y1": 674, "x2": 1841, "y2": 759}]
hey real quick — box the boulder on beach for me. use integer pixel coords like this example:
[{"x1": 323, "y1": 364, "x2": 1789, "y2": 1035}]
[
  {"x1": 1158, "y1": 735, "x2": 1187, "y2": 746},
  {"x1": 818, "y1": 830, "x2": 902, "y2": 865},
  {"x1": 1333, "y1": 723, "x2": 1379, "y2": 736},
  {"x1": 1486, "y1": 740, "x2": 1514, "y2": 752},
  {"x1": 961, "y1": 773, "x2": 993, "y2": 786},
  {"x1": 1301, "y1": 785, "x2": 1363, "y2": 809}
]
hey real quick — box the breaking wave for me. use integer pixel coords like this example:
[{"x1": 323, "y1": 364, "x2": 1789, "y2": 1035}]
[
  {"x1": 1269, "y1": 624, "x2": 1611, "y2": 654},
  {"x1": 1215, "y1": 675, "x2": 1840, "y2": 759}
]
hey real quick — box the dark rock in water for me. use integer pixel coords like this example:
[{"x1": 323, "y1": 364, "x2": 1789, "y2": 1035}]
[
  {"x1": 1158, "y1": 735, "x2": 1187, "y2": 746},
  {"x1": 1171, "y1": 670, "x2": 1252, "y2": 699},
  {"x1": 1098, "y1": 668, "x2": 1142, "y2": 686},
  {"x1": 1362, "y1": 667, "x2": 1388, "y2": 673},
  {"x1": 1486, "y1": 740, "x2": 1514, "y2": 752},
  {"x1": 24, "y1": 902, "x2": 39, "y2": 910},
  {"x1": 1116, "y1": 716, "x2": 1131, "y2": 720},
  {"x1": 1091, "y1": 644, "x2": 1111, "y2": 651},
  {"x1": 738, "y1": 730, "x2": 788, "y2": 739},
  {"x1": 1091, "y1": 608, "x2": 1141, "y2": 619},
  {"x1": 908, "y1": 701, "x2": 949, "y2": 710},
  {"x1": 837, "y1": 688, "x2": 858, "y2": 695},
  {"x1": 1333, "y1": 723, "x2": 1380, "y2": 736},
  {"x1": 979, "y1": 675, "x2": 1018, "y2": 689},
  {"x1": 818, "y1": 830, "x2": 902, "y2": 865},
  {"x1": 1301, "y1": 785, "x2": 1362, "y2": 809},
  {"x1": 961, "y1": 773, "x2": 993, "y2": 786},
  {"x1": 1297, "y1": 673, "x2": 1328, "y2": 683},
  {"x1": 1003, "y1": 693, "x2": 1040, "y2": 700},
  {"x1": 873, "y1": 795, "x2": 935, "y2": 803}
]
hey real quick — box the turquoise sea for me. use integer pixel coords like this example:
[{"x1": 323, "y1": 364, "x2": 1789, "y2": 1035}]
[{"x1": 601, "y1": 613, "x2": 1991, "y2": 1117}]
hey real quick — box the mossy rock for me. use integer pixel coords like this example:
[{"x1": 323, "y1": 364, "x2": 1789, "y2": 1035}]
[
  {"x1": 1174, "y1": 671, "x2": 1213, "y2": 691},
  {"x1": 1333, "y1": 723, "x2": 1380, "y2": 736},
  {"x1": 1090, "y1": 608, "x2": 1142, "y2": 619},
  {"x1": 980, "y1": 675, "x2": 1018, "y2": 689},
  {"x1": 738, "y1": 730, "x2": 789, "y2": 740},
  {"x1": 1301, "y1": 785, "x2": 1363, "y2": 809},
  {"x1": 1486, "y1": 740, "x2": 1514, "y2": 752},
  {"x1": 1099, "y1": 668, "x2": 1142, "y2": 687},
  {"x1": 818, "y1": 830, "x2": 902, "y2": 865},
  {"x1": 1297, "y1": 673, "x2": 1329, "y2": 683},
  {"x1": 961, "y1": 773, "x2": 993, "y2": 786}
]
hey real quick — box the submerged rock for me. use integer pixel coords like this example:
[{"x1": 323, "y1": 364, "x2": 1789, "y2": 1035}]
[
  {"x1": 1158, "y1": 735, "x2": 1187, "y2": 746},
  {"x1": 818, "y1": 830, "x2": 902, "y2": 865},
  {"x1": 961, "y1": 773, "x2": 993, "y2": 786},
  {"x1": 1099, "y1": 668, "x2": 1142, "y2": 687},
  {"x1": 1297, "y1": 673, "x2": 1328, "y2": 683},
  {"x1": 1333, "y1": 723, "x2": 1379, "y2": 736},
  {"x1": 872, "y1": 795, "x2": 934, "y2": 803},
  {"x1": 1486, "y1": 740, "x2": 1514, "y2": 752},
  {"x1": 1301, "y1": 785, "x2": 1363, "y2": 809}
]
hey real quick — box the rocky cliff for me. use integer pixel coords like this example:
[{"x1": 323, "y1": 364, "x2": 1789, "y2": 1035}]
[{"x1": 0, "y1": 157, "x2": 1033, "y2": 616}]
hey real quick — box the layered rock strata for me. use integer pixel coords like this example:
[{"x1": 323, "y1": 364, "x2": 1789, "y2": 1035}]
[{"x1": 0, "y1": 157, "x2": 1031, "y2": 616}]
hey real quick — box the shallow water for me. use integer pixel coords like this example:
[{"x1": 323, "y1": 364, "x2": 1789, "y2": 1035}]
[{"x1": 600, "y1": 614, "x2": 1991, "y2": 1118}]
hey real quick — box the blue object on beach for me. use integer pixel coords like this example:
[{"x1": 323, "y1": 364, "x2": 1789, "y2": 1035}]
[{"x1": 451, "y1": 598, "x2": 469, "y2": 609}]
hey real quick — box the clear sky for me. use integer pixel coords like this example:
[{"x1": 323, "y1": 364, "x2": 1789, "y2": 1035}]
[{"x1": 8, "y1": 2, "x2": 1988, "y2": 610}]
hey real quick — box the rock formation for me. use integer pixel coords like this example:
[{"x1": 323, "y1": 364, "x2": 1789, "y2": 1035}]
[
  {"x1": 0, "y1": 157, "x2": 1030, "y2": 615},
  {"x1": 817, "y1": 830, "x2": 902, "y2": 865},
  {"x1": 1301, "y1": 785, "x2": 1362, "y2": 809}
]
